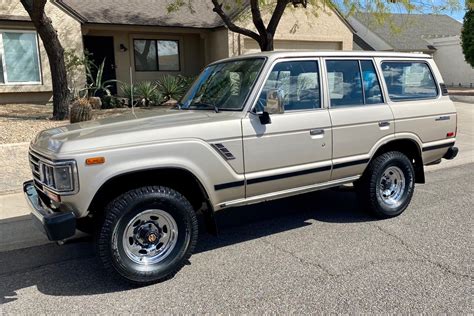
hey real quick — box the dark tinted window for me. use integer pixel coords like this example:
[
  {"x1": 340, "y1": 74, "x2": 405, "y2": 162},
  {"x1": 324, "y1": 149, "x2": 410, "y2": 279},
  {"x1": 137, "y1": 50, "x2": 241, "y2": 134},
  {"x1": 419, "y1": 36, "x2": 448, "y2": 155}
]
[
  {"x1": 382, "y1": 61, "x2": 438, "y2": 101},
  {"x1": 256, "y1": 61, "x2": 320, "y2": 112},
  {"x1": 361, "y1": 60, "x2": 383, "y2": 104},
  {"x1": 326, "y1": 60, "x2": 363, "y2": 107}
]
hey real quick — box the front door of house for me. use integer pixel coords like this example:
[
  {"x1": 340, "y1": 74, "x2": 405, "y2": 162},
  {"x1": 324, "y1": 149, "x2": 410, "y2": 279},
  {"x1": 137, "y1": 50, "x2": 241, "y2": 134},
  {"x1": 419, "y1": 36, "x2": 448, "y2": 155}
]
[{"x1": 83, "y1": 35, "x2": 117, "y2": 95}]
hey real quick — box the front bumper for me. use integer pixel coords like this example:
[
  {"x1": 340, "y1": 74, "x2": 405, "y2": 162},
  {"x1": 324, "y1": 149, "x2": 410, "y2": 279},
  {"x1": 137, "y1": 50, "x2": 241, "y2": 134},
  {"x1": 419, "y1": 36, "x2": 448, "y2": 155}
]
[{"x1": 23, "y1": 181, "x2": 76, "y2": 241}]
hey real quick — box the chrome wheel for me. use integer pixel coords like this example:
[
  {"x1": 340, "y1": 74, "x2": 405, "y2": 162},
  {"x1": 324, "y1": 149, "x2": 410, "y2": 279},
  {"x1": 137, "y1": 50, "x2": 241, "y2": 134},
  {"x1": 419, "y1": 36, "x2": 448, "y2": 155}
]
[
  {"x1": 378, "y1": 166, "x2": 406, "y2": 208},
  {"x1": 116, "y1": 209, "x2": 178, "y2": 265}
]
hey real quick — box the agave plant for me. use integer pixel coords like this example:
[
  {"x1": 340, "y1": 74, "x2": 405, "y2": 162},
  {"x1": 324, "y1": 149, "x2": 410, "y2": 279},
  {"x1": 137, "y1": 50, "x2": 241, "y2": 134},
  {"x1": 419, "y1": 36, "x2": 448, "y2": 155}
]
[
  {"x1": 135, "y1": 81, "x2": 162, "y2": 106},
  {"x1": 80, "y1": 58, "x2": 115, "y2": 98},
  {"x1": 156, "y1": 75, "x2": 187, "y2": 101}
]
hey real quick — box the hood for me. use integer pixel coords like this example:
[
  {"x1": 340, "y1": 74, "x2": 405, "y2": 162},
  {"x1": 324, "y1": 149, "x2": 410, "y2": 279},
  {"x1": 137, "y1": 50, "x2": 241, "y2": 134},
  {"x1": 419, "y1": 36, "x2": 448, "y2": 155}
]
[{"x1": 32, "y1": 108, "x2": 241, "y2": 155}]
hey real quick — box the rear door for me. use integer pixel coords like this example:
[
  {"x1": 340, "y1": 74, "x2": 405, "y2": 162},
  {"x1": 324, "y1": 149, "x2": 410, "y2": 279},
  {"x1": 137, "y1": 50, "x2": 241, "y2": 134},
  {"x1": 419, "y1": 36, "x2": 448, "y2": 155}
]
[
  {"x1": 378, "y1": 59, "x2": 457, "y2": 164},
  {"x1": 324, "y1": 58, "x2": 394, "y2": 180}
]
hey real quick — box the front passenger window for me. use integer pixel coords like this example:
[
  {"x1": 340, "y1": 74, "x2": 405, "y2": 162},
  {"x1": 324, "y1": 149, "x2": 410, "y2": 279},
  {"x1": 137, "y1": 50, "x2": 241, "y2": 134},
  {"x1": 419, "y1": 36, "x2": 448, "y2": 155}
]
[{"x1": 256, "y1": 61, "x2": 320, "y2": 112}]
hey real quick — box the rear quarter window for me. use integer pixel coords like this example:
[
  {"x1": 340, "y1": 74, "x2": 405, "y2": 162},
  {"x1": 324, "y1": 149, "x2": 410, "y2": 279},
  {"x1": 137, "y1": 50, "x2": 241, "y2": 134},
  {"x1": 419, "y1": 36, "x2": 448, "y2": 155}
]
[{"x1": 381, "y1": 61, "x2": 438, "y2": 101}]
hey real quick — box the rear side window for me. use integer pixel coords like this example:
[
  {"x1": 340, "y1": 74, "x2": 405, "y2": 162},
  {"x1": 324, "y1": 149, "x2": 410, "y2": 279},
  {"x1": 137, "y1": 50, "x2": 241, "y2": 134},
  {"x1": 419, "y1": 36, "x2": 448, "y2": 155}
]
[
  {"x1": 381, "y1": 61, "x2": 438, "y2": 101},
  {"x1": 326, "y1": 60, "x2": 383, "y2": 107}
]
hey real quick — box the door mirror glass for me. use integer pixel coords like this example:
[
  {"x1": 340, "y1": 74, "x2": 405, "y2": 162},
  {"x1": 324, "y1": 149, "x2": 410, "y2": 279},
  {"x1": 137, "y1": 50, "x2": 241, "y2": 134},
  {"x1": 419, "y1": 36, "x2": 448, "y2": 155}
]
[{"x1": 265, "y1": 89, "x2": 284, "y2": 114}]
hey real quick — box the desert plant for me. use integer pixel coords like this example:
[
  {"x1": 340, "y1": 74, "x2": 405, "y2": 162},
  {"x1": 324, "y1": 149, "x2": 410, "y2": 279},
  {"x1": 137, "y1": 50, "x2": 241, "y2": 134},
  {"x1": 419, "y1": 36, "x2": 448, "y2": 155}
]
[
  {"x1": 135, "y1": 81, "x2": 162, "y2": 106},
  {"x1": 70, "y1": 98, "x2": 93, "y2": 123},
  {"x1": 119, "y1": 82, "x2": 138, "y2": 106},
  {"x1": 156, "y1": 75, "x2": 187, "y2": 101},
  {"x1": 81, "y1": 59, "x2": 115, "y2": 98}
]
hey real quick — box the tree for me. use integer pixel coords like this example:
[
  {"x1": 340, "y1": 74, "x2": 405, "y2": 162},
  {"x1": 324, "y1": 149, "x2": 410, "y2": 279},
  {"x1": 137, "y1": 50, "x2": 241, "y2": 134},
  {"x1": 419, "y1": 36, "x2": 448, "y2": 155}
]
[
  {"x1": 461, "y1": 3, "x2": 474, "y2": 67},
  {"x1": 169, "y1": 0, "x2": 462, "y2": 52},
  {"x1": 20, "y1": 0, "x2": 69, "y2": 120}
]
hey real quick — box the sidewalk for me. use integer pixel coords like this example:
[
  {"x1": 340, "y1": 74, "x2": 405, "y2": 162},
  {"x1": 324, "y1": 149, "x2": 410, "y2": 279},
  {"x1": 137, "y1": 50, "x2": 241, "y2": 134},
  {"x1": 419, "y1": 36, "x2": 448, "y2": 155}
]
[{"x1": 0, "y1": 102, "x2": 472, "y2": 252}]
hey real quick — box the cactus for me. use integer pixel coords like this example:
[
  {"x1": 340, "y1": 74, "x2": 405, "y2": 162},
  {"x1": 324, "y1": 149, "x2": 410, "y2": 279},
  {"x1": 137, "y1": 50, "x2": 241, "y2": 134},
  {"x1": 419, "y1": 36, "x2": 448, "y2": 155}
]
[{"x1": 70, "y1": 98, "x2": 93, "y2": 123}]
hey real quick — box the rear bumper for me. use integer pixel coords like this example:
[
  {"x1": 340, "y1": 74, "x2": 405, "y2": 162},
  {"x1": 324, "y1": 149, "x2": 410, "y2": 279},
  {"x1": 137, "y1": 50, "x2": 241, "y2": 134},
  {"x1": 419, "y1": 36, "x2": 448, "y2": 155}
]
[
  {"x1": 443, "y1": 146, "x2": 459, "y2": 160},
  {"x1": 23, "y1": 181, "x2": 76, "y2": 241}
]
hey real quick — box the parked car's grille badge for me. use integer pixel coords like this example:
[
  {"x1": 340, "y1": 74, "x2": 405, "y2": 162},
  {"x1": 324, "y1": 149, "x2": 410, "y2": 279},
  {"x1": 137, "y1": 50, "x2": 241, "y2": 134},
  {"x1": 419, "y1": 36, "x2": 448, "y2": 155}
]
[{"x1": 211, "y1": 143, "x2": 236, "y2": 160}]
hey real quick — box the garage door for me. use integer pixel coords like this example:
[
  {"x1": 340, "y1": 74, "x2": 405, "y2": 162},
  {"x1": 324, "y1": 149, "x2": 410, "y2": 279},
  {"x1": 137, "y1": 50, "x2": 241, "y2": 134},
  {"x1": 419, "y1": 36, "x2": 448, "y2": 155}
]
[{"x1": 243, "y1": 39, "x2": 342, "y2": 54}]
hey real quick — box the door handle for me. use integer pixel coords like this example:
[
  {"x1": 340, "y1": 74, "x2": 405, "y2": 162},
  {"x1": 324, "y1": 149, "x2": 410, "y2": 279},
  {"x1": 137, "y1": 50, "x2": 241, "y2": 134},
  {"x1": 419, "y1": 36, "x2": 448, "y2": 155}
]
[
  {"x1": 435, "y1": 116, "x2": 450, "y2": 121},
  {"x1": 378, "y1": 121, "x2": 391, "y2": 128},
  {"x1": 310, "y1": 129, "x2": 325, "y2": 136}
]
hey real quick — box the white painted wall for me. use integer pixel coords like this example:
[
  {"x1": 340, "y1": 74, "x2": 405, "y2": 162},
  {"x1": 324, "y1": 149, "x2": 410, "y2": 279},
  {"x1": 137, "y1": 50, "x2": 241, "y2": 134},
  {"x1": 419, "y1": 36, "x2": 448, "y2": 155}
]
[{"x1": 430, "y1": 36, "x2": 474, "y2": 88}]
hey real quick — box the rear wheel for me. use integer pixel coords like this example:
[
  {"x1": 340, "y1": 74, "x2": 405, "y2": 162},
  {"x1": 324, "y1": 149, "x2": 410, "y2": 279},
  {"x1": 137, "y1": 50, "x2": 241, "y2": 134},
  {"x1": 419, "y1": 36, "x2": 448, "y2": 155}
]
[
  {"x1": 357, "y1": 151, "x2": 415, "y2": 218},
  {"x1": 97, "y1": 186, "x2": 198, "y2": 285}
]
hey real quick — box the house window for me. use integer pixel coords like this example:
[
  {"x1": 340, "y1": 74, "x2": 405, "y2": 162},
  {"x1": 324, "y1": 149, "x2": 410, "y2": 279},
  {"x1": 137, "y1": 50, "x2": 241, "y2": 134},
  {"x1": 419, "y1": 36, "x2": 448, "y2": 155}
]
[
  {"x1": 134, "y1": 39, "x2": 180, "y2": 72},
  {"x1": 0, "y1": 31, "x2": 41, "y2": 84}
]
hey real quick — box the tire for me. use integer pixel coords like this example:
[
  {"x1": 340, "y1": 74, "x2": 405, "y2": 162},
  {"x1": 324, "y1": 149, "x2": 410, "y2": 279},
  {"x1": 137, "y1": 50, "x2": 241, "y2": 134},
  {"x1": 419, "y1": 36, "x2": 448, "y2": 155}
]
[
  {"x1": 357, "y1": 151, "x2": 415, "y2": 218},
  {"x1": 97, "y1": 186, "x2": 198, "y2": 285}
]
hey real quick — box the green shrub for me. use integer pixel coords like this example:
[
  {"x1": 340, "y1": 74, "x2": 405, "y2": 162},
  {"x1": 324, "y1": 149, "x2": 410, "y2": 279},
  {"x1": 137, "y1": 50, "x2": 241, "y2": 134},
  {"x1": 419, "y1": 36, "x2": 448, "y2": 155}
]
[
  {"x1": 135, "y1": 81, "x2": 162, "y2": 106},
  {"x1": 156, "y1": 75, "x2": 188, "y2": 101}
]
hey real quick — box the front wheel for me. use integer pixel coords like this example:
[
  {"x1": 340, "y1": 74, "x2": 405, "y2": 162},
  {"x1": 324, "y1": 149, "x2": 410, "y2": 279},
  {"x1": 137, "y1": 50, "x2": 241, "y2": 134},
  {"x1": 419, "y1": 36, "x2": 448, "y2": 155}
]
[
  {"x1": 357, "y1": 151, "x2": 415, "y2": 218},
  {"x1": 97, "y1": 186, "x2": 198, "y2": 285}
]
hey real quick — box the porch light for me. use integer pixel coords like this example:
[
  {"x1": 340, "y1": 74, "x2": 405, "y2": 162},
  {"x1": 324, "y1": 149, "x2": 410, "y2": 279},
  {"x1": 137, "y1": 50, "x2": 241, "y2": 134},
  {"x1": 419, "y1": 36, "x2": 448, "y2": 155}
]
[{"x1": 120, "y1": 44, "x2": 128, "y2": 52}]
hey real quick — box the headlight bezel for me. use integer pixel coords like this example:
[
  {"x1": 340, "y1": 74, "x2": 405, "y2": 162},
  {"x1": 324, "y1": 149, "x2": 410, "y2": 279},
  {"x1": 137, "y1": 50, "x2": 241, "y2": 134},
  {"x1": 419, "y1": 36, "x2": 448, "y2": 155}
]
[{"x1": 39, "y1": 159, "x2": 79, "y2": 195}]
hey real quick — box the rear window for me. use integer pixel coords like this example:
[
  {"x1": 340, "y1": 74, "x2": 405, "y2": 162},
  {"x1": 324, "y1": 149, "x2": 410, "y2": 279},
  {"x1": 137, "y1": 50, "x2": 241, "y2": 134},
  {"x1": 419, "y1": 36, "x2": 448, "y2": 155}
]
[{"x1": 381, "y1": 61, "x2": 438, "y2": 101}]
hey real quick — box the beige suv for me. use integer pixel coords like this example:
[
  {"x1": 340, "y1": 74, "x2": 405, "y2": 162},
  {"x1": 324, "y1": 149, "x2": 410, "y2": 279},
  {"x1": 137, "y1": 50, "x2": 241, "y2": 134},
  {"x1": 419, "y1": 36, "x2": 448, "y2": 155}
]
[{"x1": 24, "y1": 51, "x2": 458, "y2": 284}]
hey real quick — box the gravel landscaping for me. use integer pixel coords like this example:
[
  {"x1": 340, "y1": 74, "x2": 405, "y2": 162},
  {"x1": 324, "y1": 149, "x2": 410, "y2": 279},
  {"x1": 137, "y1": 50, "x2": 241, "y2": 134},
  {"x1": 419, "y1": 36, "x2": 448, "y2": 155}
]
[{"x1": 0, "y1": 104, "x2": 149, "y2": 144}]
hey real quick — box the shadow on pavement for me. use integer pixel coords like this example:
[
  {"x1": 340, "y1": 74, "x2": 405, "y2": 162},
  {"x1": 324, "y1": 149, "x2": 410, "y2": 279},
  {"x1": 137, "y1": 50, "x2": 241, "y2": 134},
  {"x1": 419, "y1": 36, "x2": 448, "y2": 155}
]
[{"x1": 0, "y1": 187, "x2": 374, "y2": 303}]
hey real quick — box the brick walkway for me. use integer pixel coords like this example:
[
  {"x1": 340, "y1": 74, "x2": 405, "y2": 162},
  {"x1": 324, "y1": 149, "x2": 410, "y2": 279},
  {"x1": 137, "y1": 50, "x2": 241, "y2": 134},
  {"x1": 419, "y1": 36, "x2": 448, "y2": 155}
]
[{"x1": 0, "y1": 143, "x2": 30, "y2": 194}]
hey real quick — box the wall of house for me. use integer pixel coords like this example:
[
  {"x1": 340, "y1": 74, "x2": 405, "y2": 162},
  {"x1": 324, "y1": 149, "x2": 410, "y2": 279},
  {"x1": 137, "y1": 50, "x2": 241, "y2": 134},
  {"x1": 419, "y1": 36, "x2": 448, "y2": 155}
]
[
  {"x1": 228, "y1": 4, "x2": 353, "y2": 56},
  {"x1": 83, "y1": 25, "x2": 208, "y2": 92},
  {"x1": 430, "y1": 36, "x2": 474, "y2": 88},
  {"x1": 0, "y1": 0, "x2": 85, "y2": 104},
  {"x1": 207, "y1": 27, "x2": 229, "y2": 62}
]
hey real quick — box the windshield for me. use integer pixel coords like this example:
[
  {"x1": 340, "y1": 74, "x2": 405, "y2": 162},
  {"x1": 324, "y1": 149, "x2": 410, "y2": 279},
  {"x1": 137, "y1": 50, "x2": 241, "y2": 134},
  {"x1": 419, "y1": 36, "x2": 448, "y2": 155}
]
[{"x1": 180, "y1": 58, "x2": 265, "y2": 111}]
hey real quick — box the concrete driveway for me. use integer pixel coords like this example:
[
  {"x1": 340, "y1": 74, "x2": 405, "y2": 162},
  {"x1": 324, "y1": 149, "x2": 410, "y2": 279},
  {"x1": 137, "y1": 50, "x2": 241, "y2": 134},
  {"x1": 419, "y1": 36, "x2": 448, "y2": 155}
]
[{"x1": 0, "y1": 164, "x2": 472, "y2": 313}]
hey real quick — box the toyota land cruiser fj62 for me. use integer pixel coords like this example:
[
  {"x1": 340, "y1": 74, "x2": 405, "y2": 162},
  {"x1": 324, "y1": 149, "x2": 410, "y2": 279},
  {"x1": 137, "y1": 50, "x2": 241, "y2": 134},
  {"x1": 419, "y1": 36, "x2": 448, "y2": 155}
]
[{"x1": 24, "y1": 51, "x2": 458, "y2": 284}]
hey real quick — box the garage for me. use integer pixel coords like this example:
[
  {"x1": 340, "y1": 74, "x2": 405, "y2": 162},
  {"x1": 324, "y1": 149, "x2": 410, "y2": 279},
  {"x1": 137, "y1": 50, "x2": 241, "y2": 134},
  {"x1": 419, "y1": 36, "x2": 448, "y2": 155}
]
[{"x1": 243, "y1": 39, "x2": 343, "y2": 54}]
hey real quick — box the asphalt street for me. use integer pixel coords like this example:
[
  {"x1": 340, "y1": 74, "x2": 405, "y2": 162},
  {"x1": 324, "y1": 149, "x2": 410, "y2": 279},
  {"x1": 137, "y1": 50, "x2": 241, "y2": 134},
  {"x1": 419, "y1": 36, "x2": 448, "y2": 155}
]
[{"x1": 1, "y1": 164, "x2": 472, "y2": 314}]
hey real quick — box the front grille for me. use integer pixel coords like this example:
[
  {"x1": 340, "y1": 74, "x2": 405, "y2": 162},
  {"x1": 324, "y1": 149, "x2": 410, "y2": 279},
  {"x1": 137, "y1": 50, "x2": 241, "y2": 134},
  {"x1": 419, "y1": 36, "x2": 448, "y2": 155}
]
[{"x1": 29, "y1": 151, "x2": 42, "y2": 185}]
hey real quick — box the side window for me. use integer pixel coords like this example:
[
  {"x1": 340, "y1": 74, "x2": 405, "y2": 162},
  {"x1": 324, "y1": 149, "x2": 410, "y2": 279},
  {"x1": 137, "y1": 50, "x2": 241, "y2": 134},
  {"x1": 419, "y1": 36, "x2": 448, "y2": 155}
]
[
  {"x1": 381, "y1": 61, "x2": 438, "y2": 101},
  {"x1": 326, "y1": 60, "x2": 363, "y2": 107},
  {"x1": 256, "y1": 60, "x2": 320, "y2": 112},
  {"x1": 361, "y1": 60, "x2": 384, "y2": 104}
]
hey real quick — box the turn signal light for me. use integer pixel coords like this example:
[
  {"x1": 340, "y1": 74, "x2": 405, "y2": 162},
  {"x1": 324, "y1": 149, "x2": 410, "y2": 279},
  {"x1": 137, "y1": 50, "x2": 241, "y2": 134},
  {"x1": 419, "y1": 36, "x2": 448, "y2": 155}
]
[{"x1": 86, "y1": 157, "x2": 105, "y2": 165}]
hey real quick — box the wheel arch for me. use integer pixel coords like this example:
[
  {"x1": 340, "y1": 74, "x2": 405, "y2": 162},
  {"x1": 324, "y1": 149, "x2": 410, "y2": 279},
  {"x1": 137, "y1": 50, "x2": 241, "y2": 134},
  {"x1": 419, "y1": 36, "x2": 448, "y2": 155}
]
[
  {"x1": 87, "y1": 167, "x2": 218, "y2": 234},
  {"x1": 369, "y1": 137, "x2": 425, "y2": 184}
]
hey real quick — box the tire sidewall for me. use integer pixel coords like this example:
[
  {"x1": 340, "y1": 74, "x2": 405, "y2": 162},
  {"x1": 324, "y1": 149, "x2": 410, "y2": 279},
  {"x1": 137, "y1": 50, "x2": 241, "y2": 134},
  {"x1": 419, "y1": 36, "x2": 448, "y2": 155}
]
[
  {"x1": 99, "y1": 188, "x2": 197, "y2": 284},
  {"x1": 371, "y1": 153, "x2": 414, "y2": 217}
]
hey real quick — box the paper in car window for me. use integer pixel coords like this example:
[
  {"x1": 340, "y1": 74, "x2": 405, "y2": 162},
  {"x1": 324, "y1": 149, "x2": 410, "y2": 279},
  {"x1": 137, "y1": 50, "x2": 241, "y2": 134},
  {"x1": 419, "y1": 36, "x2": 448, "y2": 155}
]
[{"x1": 328, "y1": 72, "x2": 344, "y2": 99}]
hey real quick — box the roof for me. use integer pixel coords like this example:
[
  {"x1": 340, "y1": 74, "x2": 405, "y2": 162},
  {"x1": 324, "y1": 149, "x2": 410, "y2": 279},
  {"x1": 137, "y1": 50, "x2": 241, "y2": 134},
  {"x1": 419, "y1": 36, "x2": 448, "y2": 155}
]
[
  {"x1": 0, "y1": 14, "x2": 31, "y2": 22},
  {"x1": 56, "y1": 0, "x2": 244, "y2": 28},
  {"x1": 351, "y1": 13, "x2": 462, "y2": 52},
  {"x1": 212, "y1": 50, "x2": 432, "y2": 64}
]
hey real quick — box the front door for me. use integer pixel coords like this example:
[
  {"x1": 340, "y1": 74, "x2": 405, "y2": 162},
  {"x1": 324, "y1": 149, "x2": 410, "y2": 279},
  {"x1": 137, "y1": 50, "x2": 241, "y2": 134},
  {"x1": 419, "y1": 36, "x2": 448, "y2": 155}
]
[
  {"x1": 242, "y1": 59, "x2": 332, "y2": 198},
  {"x1": 324, "y1": 58, "x2": 395, "y2": 180},
  {"x1": 83, "y1": 35, "x2": 117, "y2": 95}
]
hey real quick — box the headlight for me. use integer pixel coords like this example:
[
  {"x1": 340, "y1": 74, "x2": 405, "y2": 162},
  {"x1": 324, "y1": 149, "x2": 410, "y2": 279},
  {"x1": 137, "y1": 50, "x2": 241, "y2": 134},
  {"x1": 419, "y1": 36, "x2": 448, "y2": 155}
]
[{"x1": 40, "y1": 160, "x2": 77, "y2": 193}]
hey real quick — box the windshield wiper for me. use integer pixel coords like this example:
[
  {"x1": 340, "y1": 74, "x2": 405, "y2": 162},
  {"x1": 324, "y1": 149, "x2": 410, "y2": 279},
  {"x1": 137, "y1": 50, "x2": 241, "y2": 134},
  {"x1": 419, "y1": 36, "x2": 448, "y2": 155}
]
[{"x1": 190, "y1": 102, "x2": 220, "y2": 113}]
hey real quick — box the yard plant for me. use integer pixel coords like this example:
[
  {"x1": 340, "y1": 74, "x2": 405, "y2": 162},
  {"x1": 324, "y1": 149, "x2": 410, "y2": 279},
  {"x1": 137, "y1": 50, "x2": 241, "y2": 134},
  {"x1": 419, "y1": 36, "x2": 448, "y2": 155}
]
[{"x1": 462, "y1": 1, "x2": 474, "y2": 67}]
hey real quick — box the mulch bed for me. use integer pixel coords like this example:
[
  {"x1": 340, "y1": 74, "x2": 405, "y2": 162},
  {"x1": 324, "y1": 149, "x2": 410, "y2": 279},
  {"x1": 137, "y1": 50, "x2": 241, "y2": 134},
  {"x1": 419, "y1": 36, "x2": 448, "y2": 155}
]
[{"x1": 0, "y1": 104, "x2": 155, "y2": 144}]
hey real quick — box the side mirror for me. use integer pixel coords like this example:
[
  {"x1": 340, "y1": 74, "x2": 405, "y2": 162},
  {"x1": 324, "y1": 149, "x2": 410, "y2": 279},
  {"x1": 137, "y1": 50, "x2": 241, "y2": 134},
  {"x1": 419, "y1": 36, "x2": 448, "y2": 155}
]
[{"x1": 265, "y1": 89, "x2": 285, "y2": 115}]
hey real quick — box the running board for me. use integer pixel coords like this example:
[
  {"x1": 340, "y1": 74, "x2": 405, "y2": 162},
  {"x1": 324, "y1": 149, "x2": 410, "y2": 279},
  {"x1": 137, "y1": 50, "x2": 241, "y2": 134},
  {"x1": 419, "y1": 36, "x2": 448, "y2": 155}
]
[{"x1": 217, "y1": 176, "x2": 360, "y2": 210}]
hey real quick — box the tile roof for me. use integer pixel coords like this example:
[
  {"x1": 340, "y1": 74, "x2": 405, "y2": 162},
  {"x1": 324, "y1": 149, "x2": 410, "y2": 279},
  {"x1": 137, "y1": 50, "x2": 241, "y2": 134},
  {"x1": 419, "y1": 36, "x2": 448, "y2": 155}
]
[
  {"x1": 352, "y1": 13, "x2": 462, "y2": 52},
  {"x1": 58, "y1": 0, "x2": 244, "y2": 28}
]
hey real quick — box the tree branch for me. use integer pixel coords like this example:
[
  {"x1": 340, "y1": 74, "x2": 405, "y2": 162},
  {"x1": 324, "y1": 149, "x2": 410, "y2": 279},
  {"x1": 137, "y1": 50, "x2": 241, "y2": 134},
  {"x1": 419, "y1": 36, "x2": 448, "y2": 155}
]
[
  {"x1": 211, "y1": 0, "x2": 261, "y2": 43},
  {"x1": 250, "y1": 0, "x2": 267, "y2": 37},
  {"x1": 267, "y1": 0, "x2": 290, "y2": 35}
]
